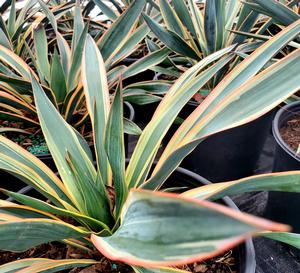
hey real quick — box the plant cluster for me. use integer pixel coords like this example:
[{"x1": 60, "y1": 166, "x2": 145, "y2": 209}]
[{"x1": 0, "y1": 0, "x2": 300, "y2": 272}]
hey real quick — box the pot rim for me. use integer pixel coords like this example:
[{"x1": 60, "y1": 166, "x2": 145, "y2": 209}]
[{"x1": 272, "y1": 101, "x2": 300, "y2": 162}]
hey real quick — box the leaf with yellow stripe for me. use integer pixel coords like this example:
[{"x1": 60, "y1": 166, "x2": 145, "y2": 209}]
[
  {"x1": 126, "y1": 47, "x2": 235, "y2": 189},
  {"x1": 30, "y1": 73, "x2": 113, "y2": 227},
  {"x1": 182, "y1": 171, "x2": 300, "y2": 201},
  {"x1": 82, "y1": 34, "x2": 111, "y2": 185},
  {"x1": 0, "y1": 258, "x2": 97, "y2": 273},
  {"x1": 0, "y1": 218, "x2": 89, "y2": 252},
  {"x1": 98, "y1": 0, "x2": 146, "y2": 63},
  {"x1": 92, "y1": 190, "x2": 288, "y2": 267}
]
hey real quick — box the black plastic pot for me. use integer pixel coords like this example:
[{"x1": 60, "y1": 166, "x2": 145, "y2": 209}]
[
  {"x1": 0, "y1": 102, "x2": 135, "y2": 199},
  {"x1": 265, "y1": 102, "x2": 300, "y2": 234},
  {"x1": 131, "y1": 101, "x2": 159, "y2": 124},
  {"x1": 272, "y1": 101, "x2": 300, "y2": 171},
  {"x1": 166, "y1": 166, "x2": 256, "y2": 273},
  {"x1": 165, "y1": 102, "x2": 275, "y2": 182}
]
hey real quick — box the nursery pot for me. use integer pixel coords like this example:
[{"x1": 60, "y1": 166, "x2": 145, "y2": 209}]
[
  {"x1": 265, "y1": 101, "x2": 300, "y2": 234},
  {"x1": 165, "y1": 166, "x2": 256, "y2": 273},
  {"x1": 0, "y1": 102, "x2": 135, "y2": 199},
  {"x1": 166, "y1": 101, "x2": 275, "y2": 182}
]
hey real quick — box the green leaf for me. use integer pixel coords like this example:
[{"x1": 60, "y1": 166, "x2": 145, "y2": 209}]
[
  {"x1": 7, "y1": 0, "x2": 16, "y2": 37},
  {"x1": 3, "y1": 190, "x2": 110, "y2": 231},
  {"x1": 159, "y1": 0, "x2": 186, "y2": 39},
  {"x1": 111, "y1": 14, "x2": 162, "y2": 65},
  {"x1": 0, "y1": 258, "x2": 97, "y2": 273},
  {"x1": 143, "y1": 13, "x2": 200, "y2": 61},
  {"x1": 0, "y1": 136, "x2": 71, "y2": 207},
  {"x1": 0, "y1": 44, "x2": 35, "y2": 80},
  {"x1": 204, "y1": 0, "x2": 217, "y2": 53},
  {"x1": 71, "y1": 1, "x2": 85, "y2": 53},
  {"x1": 33, "y1": 25, "x2": 50, "y2": 83},
  {"x1": 0, "y1": 258, "x2": 49, "y2": 273},
  {"x1": 182, "y1": 171, "x2": 300, "y2": 201},
  {"x1": 67, "y1": 24, "x2": 88, "y2": 92},
  {"x1": 30, "y1": 73, "x2": 112, "y2": 226},
  {"x1": 56, "y1": 33, "x2": 71, "y2": 78},
  {"x1": 82, "y1": 34, "x2": 110, "y2": 185},
  {"x1": 92, "y1": 190, "x2": 288, "y2": 267},
  {"x1": 247, "y1": 0, "x2": 300, "y2": 26},
  {"x1": 262, "y1": 232, "x2": 300, "y2": 249},
  {"x1": 93, "y1": 0, "x2": 118, "y2": 20},
  {"x1": 123, "y1": 48, "x2": 170, "y2": 79},
  {"x1": 0, "y1": 28, "x2": 12, "y2": 50},
  {"x1": 172, "y1": 0, "x2": 196, "y2": 38},
  {"x1": 98, "y1": 0, "x2": 146, "y2": 63},
  {"x1": 124, "y1": 118, "x2": 142, "y2": 135},
  {"x1": 0, "y1": 219, "x2": 89, "y2": 252},
  {"x1": 105, "y1": 84, "x2": 127, "y2": 217},
  {"x1": 50, "y1": 49, "x2": 67, "y2": 103},
  {"x1": 37, "y1": 0, "x2": 57, "y2": 32}
]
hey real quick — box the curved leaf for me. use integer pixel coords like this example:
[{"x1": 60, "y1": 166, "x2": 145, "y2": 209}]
[
  {"x1": 0, "y1": 258, "x2": 96, "y2": 273},
  {"x1": 31, "y1": 73, "x2": 112, "y2": 226},
  {"x1": 91, "y1": 190, "x2": 288, "y2": 267},
  {"x1": 0, "y1": 219, "x2": 89, "y2": 252},
  {"x1": 182, "y1": 171, "x2": 300, "y2": 201},
  {"x1": 143, "y1": 13, "x2": 200, "y2": 61},
  {"x1": 98, "y1": 0, "x2": 146, "y2": 63}
]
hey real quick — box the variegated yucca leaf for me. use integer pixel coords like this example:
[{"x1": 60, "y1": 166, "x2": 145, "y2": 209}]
[
  {"x1": 243, "y1": 0, "x2": 300, "y2": 26},
  {"x1": 0, "y1": 258, "x2": 97, "y2": 273},
  {"x1": 182, "y1": 171, "x2": 300, "y2": 201},
  {"x1": 262, "y1": 232, "x2": 300, "y2": 250},
  {"x1": 30, "y1": 73, "x2": 113, "y2": 227},
  {"x1": 92, "y1": 190, "x2": 288, "y2": 267},
  {"x1": 0, "y1": 218, "x2": 89, "y2": 252},
  {"x1": 98, "y1": 0, "x2": 146, "y2": 64},
  {"x1": 82, "y1": 34, "x2": 111, "y2": 185}
]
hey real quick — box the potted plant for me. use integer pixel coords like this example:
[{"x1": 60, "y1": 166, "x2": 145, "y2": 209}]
[
  {"x1": 130, "y1": 0, "x2": 295, "y2": 182},
  {"x1": 264, "y1": 101, "x2": 300, "y2": 238},
  {"x1": 0, "y1": 0, "x2": 172, "y2": 194},
  {"x1": 1, "y1": 17, "x2": 300, "y2": 270}
]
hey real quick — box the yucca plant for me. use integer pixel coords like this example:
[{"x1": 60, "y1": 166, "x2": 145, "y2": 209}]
[
  {"x1": 0, "y1": 0, "x2": 170, "y2": 138},
  {"x1": 141, "y1": 0, "x2": 300, "y2": 102},
  {"x1": 1, "y1": 18, "x2": 300, "y2": 272},
  {"x1": 140, "y1": 0, "x2": 264, "y2": 87},
  {"x1": 230, "y1": 0, "x2": 300, "y2": 54}
]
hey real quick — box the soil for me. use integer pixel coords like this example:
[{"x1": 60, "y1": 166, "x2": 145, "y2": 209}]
[
  {"x1": 0, "y1": 120, "x2": 49, "y2": 155},
  {"x1": 2, "y1": 131, "x2": 49, "y2": 155},
  {"x1": 179, "y1": 251, "x2": 236, "y2": 273},
  {"x1": 280, "y1": 114, "x2": 300, "y2": 153},
  {"x1": 0, "y1": 241, "x2": 236, "y2": 273}
]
